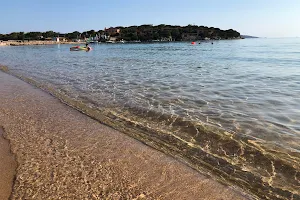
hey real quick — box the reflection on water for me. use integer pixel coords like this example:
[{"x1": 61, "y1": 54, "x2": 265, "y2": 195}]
[{"x1": 0, "y1": 38, "x2": 300, "y2": 199}]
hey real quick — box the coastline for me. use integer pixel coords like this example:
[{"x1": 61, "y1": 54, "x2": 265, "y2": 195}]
[
  {"x1": 1, "y1": 63, "x2": 298, "y2": 200},
  {"x1": 0, "y1": 70, "x2": 252, "y2": 199},
  {"x1": 0, "y1": 38, "x2": 242, "y2": 47},
  {"x1": 0, "y1": 40, "x2": 85, "y2": 46}
]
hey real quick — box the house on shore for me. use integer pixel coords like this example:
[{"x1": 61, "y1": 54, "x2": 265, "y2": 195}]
[
  {"x1": 53, "y1": 34, "x2": 67, "y2": 42},
  {"x1": 104, "y1": 27, "x2": 120, "y2": 35},
  {"x1": 102, "y1": 27, "x2": 121, "y2": 41}
]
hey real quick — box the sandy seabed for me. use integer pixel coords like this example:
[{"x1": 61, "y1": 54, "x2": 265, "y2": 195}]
[{"x1": 0, "y1": 71, "x2": 252, "y2": 199}]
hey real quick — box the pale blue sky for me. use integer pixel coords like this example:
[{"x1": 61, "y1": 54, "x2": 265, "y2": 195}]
[{"x1": 1, "y1": 0, "x2": 300, "y2": 37}]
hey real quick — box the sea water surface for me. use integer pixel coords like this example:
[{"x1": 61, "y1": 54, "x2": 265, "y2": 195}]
[{"x1": 1, "y1": 38, "x2": 300, "y2": 199}]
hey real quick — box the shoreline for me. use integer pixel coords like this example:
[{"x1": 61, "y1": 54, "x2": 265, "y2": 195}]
[
  {"x1": 0, "y1": 38, "x2": 241, "y2": 46},
  {"x1": 2, "y1": 62, "x2": 299, "y2": 200},
  {"x1": 0, "y1": 70, "x2": 252, "y2": 199},
  {"x1": 1, "y1": 60, "x2": 299, "y2": 199},
  {"x1": 0, "y1": 40, "x2": 86, "y2": 46}
]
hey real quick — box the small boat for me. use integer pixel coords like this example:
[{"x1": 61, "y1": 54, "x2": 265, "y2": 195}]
[{"x1": 70, "y1": 46, "x2": 91, "y2": 51}]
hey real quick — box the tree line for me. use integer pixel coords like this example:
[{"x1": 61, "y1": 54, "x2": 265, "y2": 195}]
[
  {"x1": 117, "y1": 24, "x2": 240, "y2": 41},
  {"x1": 0, "y1": 24, "x2": 240, "y2": 41}
]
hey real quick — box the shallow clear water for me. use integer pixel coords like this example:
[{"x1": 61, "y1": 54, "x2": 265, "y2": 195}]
[
  {"x1": 1, "y1": 39, "x2": 299, "y2": 151},
  {"x1": 1, "y1": 38, "x2": 300, "y2": 199}
]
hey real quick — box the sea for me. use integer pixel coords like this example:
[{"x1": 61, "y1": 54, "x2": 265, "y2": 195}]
[{"x1": 1, "y1": 38, "x2": 299, "y2": 199}]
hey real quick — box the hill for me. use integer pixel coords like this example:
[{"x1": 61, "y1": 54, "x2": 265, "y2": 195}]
[{"x1": 0, "y1": 24, "x2": 241, "y2": 42}]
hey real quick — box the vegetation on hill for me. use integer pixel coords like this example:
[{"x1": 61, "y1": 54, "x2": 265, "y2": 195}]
[
  {"x1": 117, "y1": 24, "x2": 240, "y2": 41},
  {"x1": 0, "y1": 24, "x2": 240, "y2": 41}
]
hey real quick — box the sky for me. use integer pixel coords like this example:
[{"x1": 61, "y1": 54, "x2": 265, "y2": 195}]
[{"x1": 1, "y1": 0, "x2": 300, "y2": 37}]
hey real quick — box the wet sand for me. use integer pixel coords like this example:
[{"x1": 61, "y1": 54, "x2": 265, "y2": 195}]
[
  {"x1": 0, "y1": 127, "x2": 17, "y2": 200},
  {"x1": 0, "y1": 71, "x2": 252, "y2": 199}
]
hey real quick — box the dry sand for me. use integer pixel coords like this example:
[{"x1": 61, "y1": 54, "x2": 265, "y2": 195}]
[{"x1": 0, "y1": 71, "x2": 253, "y2": 199}]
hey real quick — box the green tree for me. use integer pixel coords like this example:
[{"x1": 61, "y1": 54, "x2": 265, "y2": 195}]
[
  {"x1": 42, "y1": 31, "x2": 56, "y2": 38},
  {"x1": 87, "y1": 30, "x2": 95, "y2": 37},
  {"x1": 0, "y1": 25, "x2": 241, "y2": 42},
  {"x1": 171, "y1": 29, "x2": 181, "y2": 40}
]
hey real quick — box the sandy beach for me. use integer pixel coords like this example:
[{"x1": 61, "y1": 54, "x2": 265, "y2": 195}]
[{"x1": 0, "y1": 71, "x2": 253, "y2": 199}]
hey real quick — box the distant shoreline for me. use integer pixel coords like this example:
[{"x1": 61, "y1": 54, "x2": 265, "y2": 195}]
[
  {"x1": 0, "y1": 38, "x2": 242, "y2": 46},
  {"x1": 0, "y1": 40, "x2": 85, "y2": 46}
]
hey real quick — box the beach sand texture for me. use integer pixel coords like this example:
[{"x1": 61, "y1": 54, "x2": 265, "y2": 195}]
[{"x1": 0, "y1": 71, "x2": 252, "y2": 199}]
